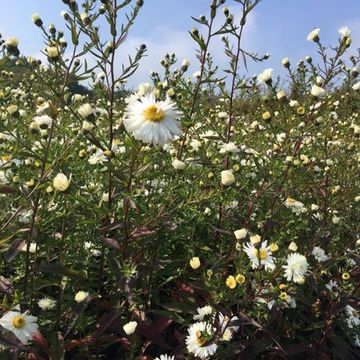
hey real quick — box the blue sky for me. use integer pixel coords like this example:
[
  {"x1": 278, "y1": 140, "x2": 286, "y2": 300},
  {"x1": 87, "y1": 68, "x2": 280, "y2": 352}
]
[{"x1": 1, "y1": 0, "x2": 360, "y2": 86}]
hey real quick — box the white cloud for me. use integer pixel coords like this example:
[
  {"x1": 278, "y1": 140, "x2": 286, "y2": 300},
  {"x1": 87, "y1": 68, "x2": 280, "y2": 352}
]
[{"x1": 121, "y1": 9, "x2": 260, "y2": 87}]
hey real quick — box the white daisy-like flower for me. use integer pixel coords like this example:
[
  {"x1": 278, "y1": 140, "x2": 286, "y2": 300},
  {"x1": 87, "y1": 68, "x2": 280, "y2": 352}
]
[
  {"x1": 243, "y1": 241, "x2": 276, "y2": 271},
  {"x1": 193, "y1": 305, "x2": 213, "y2": 321},
  {"x1": 123, "y1": 94, "x2": 182, "y2": 146},
  {"x1": 285, "y1": 295, "x2": 297, "y2": 309},
  {"x1": 77, "y1": 103, "x2": 95, "y2": 120},
  {"x1": 338, "y1": 26, "x2": 351, "y2": 38},
  {"x1": 257, "y1": 68, "x2": 273, "y2": 83},
  {"x1": 345, "y1": 305, "x2": 360, "y2": 328},
  {"x1": 307, "y1": 28, "x2": 320, "y2": 41},
  {"x1": 0, "y1": 309, "x2": 38, "y2": 344},
  {"x1": 37, "y1": 298, "x2": 56, "y2": 310},
  {"x1": 311, "y1": 246, "x2": 329, "y2": 262},
  {"x1": 186, "y1": 321, "x2": 217, "y2": 359},
  {"x1": 325, "y1": 280, "x2": 338, "y2": 293},
  {"x1": 137, "y1": 82, "x2": 153, "y2": 96},
  {"x1": 352, "y1": 82, "x2": 360, "y2": 91},
  {"x1": 88, "y1": 149, "x2": 108, "y2": 165},
  {"x1": 219, "y1": 142, "x2": 240, "y2": 154},
  {"x1": 154, "y1": 355, "x2": 174, "y2": 360},
  {"x1": 283, "y1": 253, "x2": 309, "y2": 284},
  {"x1": 284, "y1": 197, "x2": 304, "y2": 208},
  {"x1": 284, "y1": 197, "x2": 306, "y2": 214},
  {"x1": 33, "y1": 115, "x2": 52, "y2": 129},
  {"x1": 311, "y1": 84, "x2": 326, "y2": 98}
]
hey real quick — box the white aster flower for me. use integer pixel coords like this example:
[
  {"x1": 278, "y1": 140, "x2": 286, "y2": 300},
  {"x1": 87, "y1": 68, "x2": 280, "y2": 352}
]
[
  {"x1": 33, "y1": 115, "x2": 52, "y2": 129},
  {"x1": 193, "y1": 305, "x2": 213, "y2": 321},
  {"x1": 219, "y1": 142, "x2": 240, "y2": 154},
  {"x1": 345, "y1": 305, "x2": 360, "y2": 328},
  {"x1": 77, "y1": 103, "x2": 94, "y2": 120},
  {"x1": 284, "y1": 197, "x2": 305, "y2": 214},
  {"x1": 311, "y1": 246, "x2": 329, "y2": 262},
  {"x1": 289, "y1": 100, "x2": 298, "y2": 107},
  {"x1": 123, "y1": 94, "x2": 182, "y2": 145},
  {"x1": 154, "y1": 355, "x2": 174, "y2": 360},
  {"x1": 258, "y1": 68, "x2": 273, "y2": 83},
  {"x1": 325, "y1": 280, "x2": 338, "y2": 294},
  {"x1": 243, "y1": 241, "x2": 275, "y2": 271},
  {"x1": 338, "y1": 26, "x2": 351, "y2": 38},
  {"x1": 0, "y1": 309, "x2": 38, "y2": 344},
  {"x1": 352, "y1": 82, "x2": 360, "y2": 91},
  {"x1": 311, "y1": 84, "x2": 326, "y2": 98},
  {"x1": 37, "y1": 298, "x2": 56, "y2": 310},
  {"x1": 88, "y1": 149, "x2": 108, "y2": 165},
  {"x1": 283, "y1": 253, "x2": 309, "y2": 284},
  {"x1": 137, "y1": 82, "x2": 153, "y2": 96},
  {"x1": 307, "y1": 28, "x2": 320, "y2": 41},
  {"x1": 186, "y1": 321, "x2": 217, "y2": 359}
]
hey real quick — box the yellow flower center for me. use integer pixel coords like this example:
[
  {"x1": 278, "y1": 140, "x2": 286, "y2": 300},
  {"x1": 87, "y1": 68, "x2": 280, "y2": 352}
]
[
  {"x1": 196, "y1": 330, "x2": 206, "y2": 346},
  {"x1": 297, "y1": 106, "x2": 305, "y2": 115},
  {"x1": 12, "y1": 315, "x2": 26, "y2": 329},
  {"x1": 0, "y1": 155, "x2": 11, "y2": 162},
  {"x1": 287, "y1": 197, "x2": 296, "y2": 204},
  {"x1": 143, "y1": 105, "x2": 165, "y2": 122},
  {"x1": 258, "y1": 248, "x2": 268, "y2": 260}
]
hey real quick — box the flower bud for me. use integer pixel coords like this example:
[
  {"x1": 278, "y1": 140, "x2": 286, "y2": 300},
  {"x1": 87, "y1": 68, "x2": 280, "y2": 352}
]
[{"x1": 53, "y1": 173, "x2": 70, "y2": 192}]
